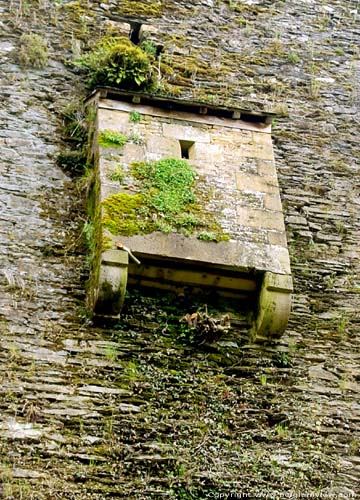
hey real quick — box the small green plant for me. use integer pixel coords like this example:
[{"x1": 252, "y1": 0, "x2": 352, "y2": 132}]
[
  {"x1": 141, "y1": 40, "x2": 157, "y2": 57},
  {"x1": 18, "y1": 33, "x2": 48, "y2": 68},
  {"x1": 337, "y1": 313, "x2": 349, "y2": 336},
  {"x1": 276, "y1": 423, "x2": 288, "y2": 437},
  {"x1": 108, "y1": 164, "x2": 124, "y2": 183},
  {"x1": 274, "y1": 351, "x2": 292, "y2": 367},
  {"x1": 259, "y1": 374, "x2": 267, "y2": 386},
  {"x1": 287, "y1": 52, "x2": 300, "y2": 64},
  {"x1": 129, "y1": 132, "x2": 144, "y2": 145},
  {"x1": 83, "y1": 221, "x2": 94, "y2": 250},
  {"x1": 123, "y1": 360, "x2": 139, "y2": 382},
  {"x1": 104, "y1": 344, "x2": 118, "y2": 362},
  {"x1": 197, "y1": 231, "x2": 218, "y2": 242},
  {"x1": 98, "y1": 129, "x2": 127, "y2": 148},
  {"x1": 76, "y1": 36, "x2": 155, "y2": 89},
  {"x1": 308, "y1": 78, "x2": 321, "y2": 99},
  {"x1": 129, "y1": 110, "x2": 141, "y2": 123}
]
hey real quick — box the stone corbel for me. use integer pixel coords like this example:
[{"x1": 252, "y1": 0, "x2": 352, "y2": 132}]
[
  {"x1": 251, "y1": 272, "x2": 293, "y2": 342},
  {"x1": 94, "y1": 249, "x2": 128, "y2": 318}
]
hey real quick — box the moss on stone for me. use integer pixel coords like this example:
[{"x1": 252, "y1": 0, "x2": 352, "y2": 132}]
[
  {"x1": 108, "y1": 164, "x2": 125, "y2": 182},
  {"x1": 85, "y1": 175, "x2": 103, "y2": 313},
  {"x1": 102, "y1": 192, "x2": 152, "y2": 236},
  {"x1": 118, "y1": 0, "x2": 163, "y2": 17},
  {"x1": 101, "y1": 158, "x2": 229, "y2": 241}
]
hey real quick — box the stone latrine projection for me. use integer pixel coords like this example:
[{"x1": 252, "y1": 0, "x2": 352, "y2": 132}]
[{"x1": 86, "y1": 89, "x2": 292, "y2": 341}]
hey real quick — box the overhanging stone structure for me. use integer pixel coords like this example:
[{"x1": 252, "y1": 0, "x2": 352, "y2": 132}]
[{"x1": 86, "y1": 89, "x2": 292, "y2": 341}]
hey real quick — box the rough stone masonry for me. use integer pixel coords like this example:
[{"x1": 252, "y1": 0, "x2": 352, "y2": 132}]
[{"x1": 0, "y1": 0, "x2": 359, "y2": 498}]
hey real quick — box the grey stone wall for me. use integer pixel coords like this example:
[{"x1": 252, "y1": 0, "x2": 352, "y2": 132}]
[{"x1": 0, "y1": 0, "x2": 359, "y2": 498}]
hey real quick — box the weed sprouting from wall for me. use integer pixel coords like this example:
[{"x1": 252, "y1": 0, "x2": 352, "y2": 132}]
[
  {"x1": 75, "y1": 36, "x2": 156, "y2": 90},
  {"x1": 18, "y1": 33, "x2": 48, "y2": 68},
  {"x1": 98, "y1": 129, "x2": 128, "y2": 148},
  {"x1": 57, "y1": 103, "x2": 95, "y2": 176},
  {"x1": 129, "y1": 111, "x2": 141, "y2": 123}
]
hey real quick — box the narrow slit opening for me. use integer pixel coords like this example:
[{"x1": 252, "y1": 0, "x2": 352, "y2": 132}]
[
  {"x1": 129, "y1": 22, "x2": 142, "y2": 44},
  {"x1": 179, "y1": 140, "x2": 194, "y2": 159}
]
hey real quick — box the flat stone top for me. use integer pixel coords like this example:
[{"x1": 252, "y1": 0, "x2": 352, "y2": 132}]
[
  {"x1": 95, "y1": 99, "x2": 291, "y2": 278},
  {"x1": 87, "y1": 87, "x2": 277, "y2": 123},
  {"x1": 98, "y1": 98, "x2": 272, "y2": 134},
  {"x1": 118, "y1": 232, "x2": 291, "y2": 275}
]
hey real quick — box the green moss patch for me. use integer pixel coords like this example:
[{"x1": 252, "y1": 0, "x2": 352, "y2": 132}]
[
  {"x1": 102, "y1": 158, "x2": 229, "y2": 241},
  {"x1": 102, "y1": 192, "x2": 151, "y2": 236},
  {"x1": 132, "y1": 158, "x2": 196, "y2": 215},
  {"x1": 118, "y1": 0, "x2": 163, "y2": 17}
]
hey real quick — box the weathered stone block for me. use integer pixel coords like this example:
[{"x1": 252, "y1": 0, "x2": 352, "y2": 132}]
[
  {"x1": 268, "y1": 231, "x2": 288, "y2": 246},
  {"x1": 257, "y1": 159, "x2": 276, "y2": 176},
  {"x1": 189, "y1": 143, "x2": 223, "y2": 162},
  {"x1": 236, "y1": 172, "x2": 278, "y2": 194},
  {"x1": 94, "y1": 250, "x2": 128, "y2": 318},
  {"x1": 264, "y1": 193, "x2": 283, "y2": 211},
  {"x1": 163, "y1": 123, "x2": 210, "y2": 143},
  {"x1": 98, "y1": 109, "x2": 130, "y2": 133},
  {"x1": 252, "y1": 272, "x2": 293, "y2": 342},
  {"x1": 146, "y1": 135, "x2": 181, "y2": 157},
  {"x1": 103, "y1": 20, "x2": 131, "y2": 37},
  {"x1": 236, "y1": 207, "x2": 286, "y2": 232},
  {"x1": 139, "y1": 24, "x2": 159, "y2": 42},
  {"x1": 123, "y1": 143, "x2": 145, "y2": 163}
]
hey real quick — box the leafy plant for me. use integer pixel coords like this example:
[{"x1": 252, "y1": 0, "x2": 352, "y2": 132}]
[
  {"x1": 83, "y1": 221, "x2": 94, "y2": 250},
  {"x1": 132, "y1": 158, "x2": 196, "y2": 214},
  {"x1": 259, "y1": 374, "x2": 267, "y2": 386},
  {"x1": 57, "y1": 103, "x2": 95, "y2": 176},
  {"x1": 76, "y1": 36, "x2": 155, "y2": 89},
  {"x1": 287, "y1": 52, "x2": 300, "y2": 64},
  {"x1": 141, "y1": 40, "x2": 157, "y2": 57},
  {"x1": 197, "y1": 231, "x2": 218, "y2": 242},
  {"x1": 57, "y1": 149, "x2": 87, "y2": 175}
]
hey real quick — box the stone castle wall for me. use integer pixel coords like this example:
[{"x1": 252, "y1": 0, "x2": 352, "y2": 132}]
[{"x1": 0, "y1": 0, "x2": 359, "y2": 498}]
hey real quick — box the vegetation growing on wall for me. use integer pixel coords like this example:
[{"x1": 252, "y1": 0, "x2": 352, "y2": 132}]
[
  {"x1": 75, "y1": 36, "x2": 156, "y2": 89},
  {"x1": 57, "y1": 103, "x2": 95, "y2": 176},
  {"x1": 116, "y1": 0, "x2": 164, "y2": 17},
  {"x1": 102, "y1": 158, "x2": 229, "y2": 241},
  {"x1": 98, "y1": 129, "x2": 128, "y2": 148},
  {"x1": 18, "y1": 33, "x2": 48, "y2": 68}
]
